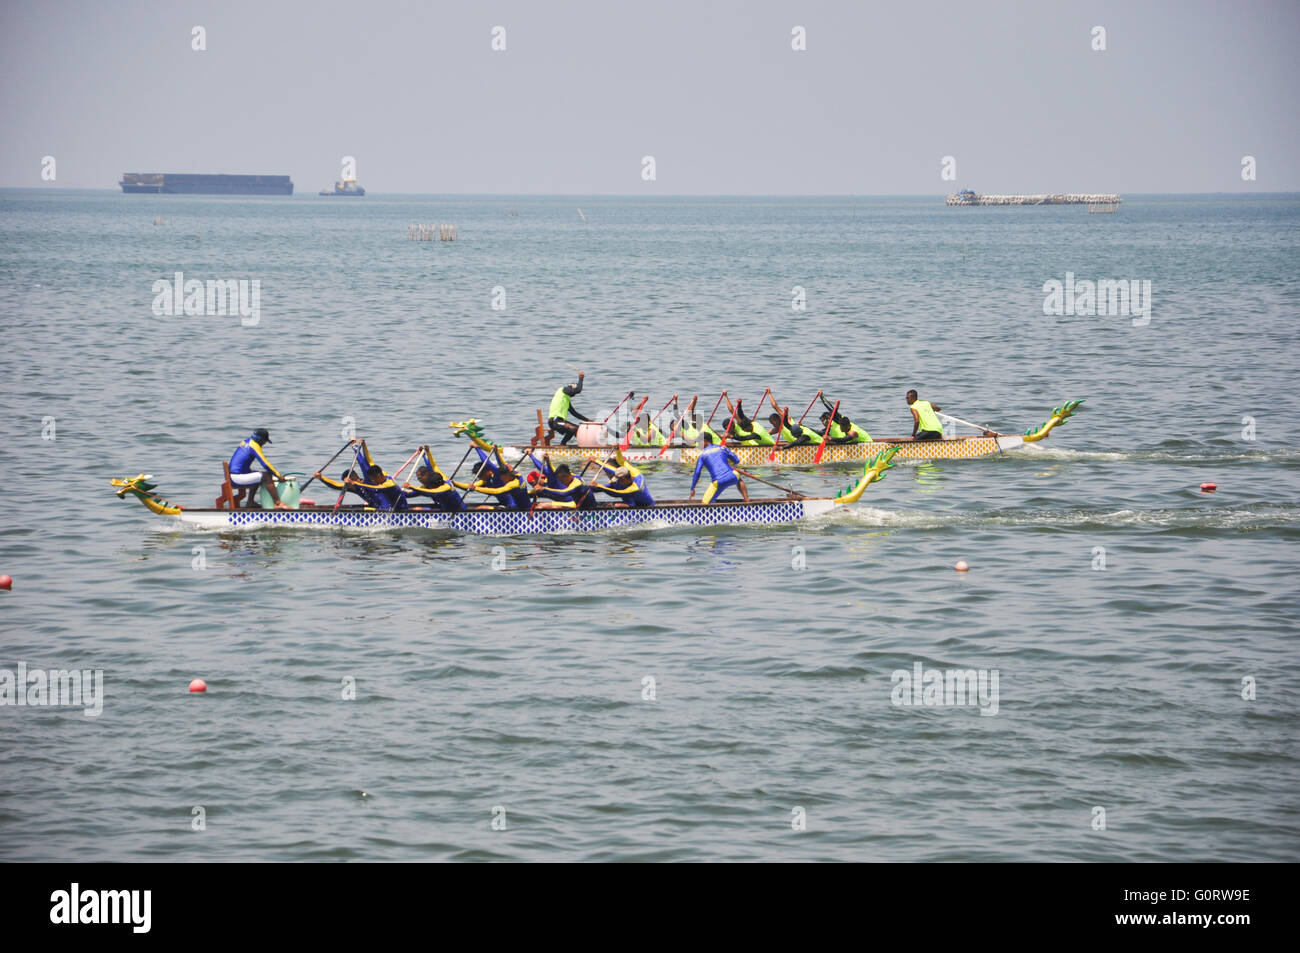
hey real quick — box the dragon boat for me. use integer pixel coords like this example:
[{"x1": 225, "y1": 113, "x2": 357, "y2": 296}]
[
  {"x1": 111, "y1": 449, "x2": 901, "y2": 537},
  {"x1": 504, "y1": 400, "x2": 1084, "y2": 466}
]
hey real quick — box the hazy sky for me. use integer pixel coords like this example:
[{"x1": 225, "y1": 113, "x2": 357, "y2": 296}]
[{"x1": 2, "y1": 0, "x2": 1297, "y2": 193}]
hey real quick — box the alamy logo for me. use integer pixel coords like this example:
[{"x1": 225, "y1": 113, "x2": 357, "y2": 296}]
[
  {"x1": 1043, "y1": 272, "x2": 1151, "y2": 326},
  {"x1": 891, "y1": 661, "x2": 999, "y2": 716},
  {"x1": 0, "y1": 662, "x2": 103, "y2": 717},
  {"x1": 152, "y1": 271, "x2": 261, "y2": 326},
  {"x1": 50, "y1": 883, "x2": 151, "y2": 933}
]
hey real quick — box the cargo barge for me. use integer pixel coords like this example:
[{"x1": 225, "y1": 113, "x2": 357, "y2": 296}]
[
  {"x1": 946, "y1": 190, "x2": 1121, "y2": 207},
  {"x1": 119, "y1": 173, "x2": 294, "y2": 195}
]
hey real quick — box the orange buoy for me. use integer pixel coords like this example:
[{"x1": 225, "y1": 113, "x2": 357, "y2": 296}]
[
  {"x1": 1200, "y1": 483, "x2": 1217, "y2": 493},
  {"x1": 189, "y1": 678, "x2": 207, "y2": 693},
  {"x1": 0, "y1": 575, "x2": 11, "y2": 590},
  {"x1": 954, "y1": 561, "x2": 970, "y2": 572}
]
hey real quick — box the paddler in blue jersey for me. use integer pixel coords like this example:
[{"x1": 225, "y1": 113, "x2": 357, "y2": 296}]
[
  {"x1": 314, "y1": 441, "x2": 408, "y2": 510},
  {"x1": 767, "y1": 410, "x2": 819, "y2": 447},
  {"x1": 454, "y1": 458, "x2": 532, "y2": 509},
  {"x1": 547, "y1": 372, "x2": 590, "y2": 445},
  {"x1": 592, "y1": 450, "x2": 655, "y2": 507},
  {"x1": 906, "y1": 389, "x2": 945, "y2": 441},
  {"x1": 403, "y1": 447, "x2": 466, "y2": 512},
  {"x1": 689, "y1": 432, "x2": 750, "y2": 504},
  {"x1": 406, "y1": 466, "x2": 465, "y2": 511},
  {"x1": 228, "y1": 428, "x2": 289, "y2": 509},
  {"x1": 524, "y1": 453, "x2": 597, "y2": 509}
]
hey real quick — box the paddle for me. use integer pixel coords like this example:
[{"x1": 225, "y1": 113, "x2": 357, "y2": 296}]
[
  {"x1": 574, "y1": 449, "x2": 620, "y2": 511},
  {"x1": 641, "y1": 393, "x2": 677, "y2": 447},
  {"x1": 768, "y1": 404, "x2": 793, "y2": 462},
  {"x1": 936, "y1": 411, "x2": 1000, "y2": 436},
  {"x1": 443, "y1": 443, "x2": 476, "y2": 487},
  {"x1": 400, "y1": 444, "x2": 457, "y2": 509},
  {"x1": 526, "y1": 451, "x2": 555, "y2": 517},
  {"x1": 602, "y1": 390, "x2": 635, "y2": 426},
  {"x1": 620, "y1": 395, "x2": 649, "y2": 451},
  {"x1": 795, "y1": 390, "x2": 823, "y2": 426},
  {"x1": 704, "y1": 392, "x2": 726, "y2": 431},
  {"x1": 729, "y1": 388, "x2": 772, "y2": 445},
  {"x1": 388, "y1": 447, "x2": 424, "y2": 483},
  {"x1": 735, "y1": 466, "x2": 803, "y2": 499},
  {"x1": 718, "y1": 394, "x2": 739, "y2": 447},
  {"x1": 658, "y1": 395, "x2": 695, "y2": 457},
  {"x1": 525, "y1": 450, "x2": 585, "y2": 517},
  {"x1": 299, "y1": 439, "x2": 356, "y2": 494},
  {"x1": 813, "y1": 400, "x2": 840, "y2": 464},
  {"x1": 331, "y1": 440, "x2": 366, "y2": 513},
  {"x1": 720, "y1": 392, "x2": 738, "y2": 444}
]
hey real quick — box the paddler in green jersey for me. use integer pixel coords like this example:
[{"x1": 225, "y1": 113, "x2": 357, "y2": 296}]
[
  {"x1": 906, "y1": 389, "x2": 945, "y2": 441},
  {"x1": 818, "y1": 409, "x2": 872, "y2": 444},
  {"x1": 631, "y1": 412, "x2": 666, "y2": 446},
  {"x1": 676, "y1": 397, "x2": 720, "y2": 446},
  {"x1": 725, "y1": 399, "x2": 776, "y2": 446},
  {"x1": 547, "y1": 372, "x2": 590, "y2": 445},
  {"x1": 767, "y1": 410, "x2": 820, "y2": 446}
]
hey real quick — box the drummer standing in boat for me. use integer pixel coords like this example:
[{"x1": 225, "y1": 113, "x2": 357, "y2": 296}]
[
  {"x1": 228, "y1": 428, "x2": 289, "y2": 509},
  {"x1": 547, "y1": 372, "x2": 590, "y2": 445}
]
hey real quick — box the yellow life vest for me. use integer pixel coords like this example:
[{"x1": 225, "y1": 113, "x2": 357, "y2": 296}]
[
  {"x1": 548, "y1": 388, "x2": 571, "y2": 420},
  {"x1": 910, "y1": 400, "x2": 943, "y2": 433}
]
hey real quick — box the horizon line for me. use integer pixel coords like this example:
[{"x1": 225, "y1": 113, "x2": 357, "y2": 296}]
[{"x1": 2, "y1": 187, "x2": 1297, "y2": 198}]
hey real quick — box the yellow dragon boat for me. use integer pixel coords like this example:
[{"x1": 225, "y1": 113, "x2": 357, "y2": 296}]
[{"x1": 504, "y1": 400, "x2": 1084, "y2": 467}]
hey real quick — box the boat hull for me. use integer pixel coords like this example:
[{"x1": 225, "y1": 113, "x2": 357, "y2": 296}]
[
  {"x1": 504, "y1": 435, "x2": 1023, "y2": 466},
  {"x1": 165, "y1": 499, "x2": 836, "y2": 535}
]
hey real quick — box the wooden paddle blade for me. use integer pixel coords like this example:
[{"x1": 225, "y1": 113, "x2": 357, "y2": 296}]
[{"x1": 813, "y1": 400, "x2": 839, "y2": 464}]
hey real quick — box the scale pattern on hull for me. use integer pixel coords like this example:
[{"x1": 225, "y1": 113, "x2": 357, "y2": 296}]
[
  {"x1": 209, "y1": 500, "x2": 822, "y2": 535},
  {"x1": 508, "y1": 437, "x2": 1003, "y2": 466}
]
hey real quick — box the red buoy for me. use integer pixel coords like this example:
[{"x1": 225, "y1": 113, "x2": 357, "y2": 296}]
[
  {"x1": 1201, "y1": 483, "x2": 1217, "y2": 493},
  {"x1": 189, "y1": 679, "x2": 207, "y2": 693},
  {"x1": 0, "y1": 575, "x2": 11, "y2": 590}
]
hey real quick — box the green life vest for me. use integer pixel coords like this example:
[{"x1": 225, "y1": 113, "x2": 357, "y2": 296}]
[
  {"x1": 846, "y1": 423, "x2": 871, "y2": 443},
  {"x1": 910, "y1": 400, "x2": 943, "y2": 433},
  {"x1": 681, "y1": 421, "x2": 720, "y2": 443},
  {"x1": 781, "y1": 422, "x2": 819, "y2": 443},
  {"x1": 633, "y1": 422, "x2": 664, "y2": 445},
  {"x1": 548, "y1": 388, "x2": 571, "y2": 420},
  {"x1": 732, "y1": 419, "x2": 775, "y2": 446}
]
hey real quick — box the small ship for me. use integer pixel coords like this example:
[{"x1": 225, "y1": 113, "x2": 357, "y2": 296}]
[{"x1": 319, "y1": 176, "x2": 365, "y2": 196}]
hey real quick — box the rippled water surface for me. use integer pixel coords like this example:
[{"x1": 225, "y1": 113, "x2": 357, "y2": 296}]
[{"x1": 1, "y1": 192, "x2": 1298, "y2": 861}]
